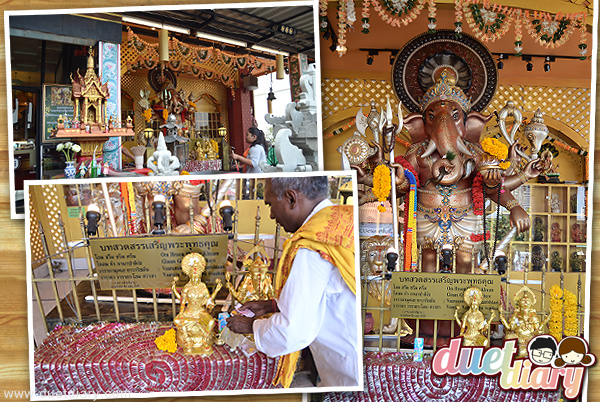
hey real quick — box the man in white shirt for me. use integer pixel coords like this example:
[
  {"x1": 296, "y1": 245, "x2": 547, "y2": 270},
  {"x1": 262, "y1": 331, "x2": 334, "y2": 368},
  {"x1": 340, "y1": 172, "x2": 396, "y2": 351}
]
[{"x1": 226, "y1": 177, "x2": 360, "y2": 388}]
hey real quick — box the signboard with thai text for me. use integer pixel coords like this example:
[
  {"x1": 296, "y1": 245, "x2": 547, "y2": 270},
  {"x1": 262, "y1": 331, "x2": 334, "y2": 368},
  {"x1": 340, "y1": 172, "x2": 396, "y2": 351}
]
[
  {"x1": 390, "y1": 272, "x2": 500, "y2": 320},
  {"x1": 89, "y1": 234, "x2": 228, "y2": 289}
]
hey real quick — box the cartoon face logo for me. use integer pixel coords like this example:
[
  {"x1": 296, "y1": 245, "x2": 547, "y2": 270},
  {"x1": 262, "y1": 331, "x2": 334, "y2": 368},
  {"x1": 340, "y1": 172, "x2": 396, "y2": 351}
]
[
  {"x1": 561, "y1": 350, "x2": 584, "y2": 365},
  {"x1": 552, "y1": 336, "x2": 596, "y2": 368},
  {"x1": 528, "y1": 336, "x2": 557, "y2": 365}
]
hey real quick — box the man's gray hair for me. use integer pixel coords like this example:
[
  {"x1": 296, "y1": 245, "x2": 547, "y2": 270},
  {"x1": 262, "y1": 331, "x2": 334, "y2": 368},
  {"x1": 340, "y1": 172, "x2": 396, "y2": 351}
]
[{"x1": 270, "y1": 177, "x2": 329, "y2": 200}]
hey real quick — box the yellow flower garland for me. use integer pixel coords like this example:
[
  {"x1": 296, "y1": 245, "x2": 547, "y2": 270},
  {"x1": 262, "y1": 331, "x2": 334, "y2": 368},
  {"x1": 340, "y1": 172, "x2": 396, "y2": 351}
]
[
  {"x1": 481, "y1": 137, "x2": 511, "y2": 170},
  {"x1": 549, "y1": 285, "x2": 579, "y2": 340},
  {"x1": 143, "y1": 109, "x2": 153, "y2": 122},
  {"x1": 563, "y1": 290, "x2": 578, "y2": 337},
  {"x1": 162, "y1": 109, "x2": 169, "y2": 121},
  {"x1": 372, "y1": 164, "x2": 391, "y2": 212},
  {"x1": 155, "y1": 328, "x2": 178, "y2": 353},
  {"x1": 481, "y1": 137, "x2": 509, "y2": 160},
  {"x1": 211, "y1": 139, "x2": 219, "y2": 154},
  {"x1": 549, "y1": 285, "x2": 563, "y2": 341}
]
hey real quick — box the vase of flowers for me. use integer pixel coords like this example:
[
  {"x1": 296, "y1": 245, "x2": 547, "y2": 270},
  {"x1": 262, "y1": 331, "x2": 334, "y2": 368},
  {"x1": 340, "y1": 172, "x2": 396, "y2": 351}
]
[{"x1": 57, "y1": 141, "x2": 81, "y2": 179}]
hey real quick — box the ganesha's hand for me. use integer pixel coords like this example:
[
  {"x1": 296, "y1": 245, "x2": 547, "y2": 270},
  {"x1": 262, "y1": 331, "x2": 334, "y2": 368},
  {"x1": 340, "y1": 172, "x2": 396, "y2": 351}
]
[
  {"x1": 389, "y1": 163, "x2": 407, "y2": 191},
  {"x1": 523, "y1": 158, "x2": 543, "y2": 180},
  {"x1": 482, "y1": 168, "x2": 503, "y2": 188},
  {"x1": 509, "y1": 205, "x2": 531, "y2": 233},
  {"x1": 369, "y1": 140, "x2": 384, "y2": 164},
  {"x1": 508, "y1": 140, "x2": 528, "y2": 162},
  {"x1": 350, "y1": 164, "x2": 367, "y2": 181}
]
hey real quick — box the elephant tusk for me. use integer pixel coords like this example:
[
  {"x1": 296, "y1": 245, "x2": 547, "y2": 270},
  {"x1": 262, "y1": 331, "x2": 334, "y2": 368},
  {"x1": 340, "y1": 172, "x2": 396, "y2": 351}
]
[
  {"x1": 396, "y1": 101, "x2": 404, "y2": 135},
  {"x1": 421, "y1": 140, "x2": 437, "y2": 158},
  {"x1": 463, "y1": 158, "x2": 475, "y2": 178},
  {"x1": 456, "y1": 137, "x2": 473, "y2": 157}
]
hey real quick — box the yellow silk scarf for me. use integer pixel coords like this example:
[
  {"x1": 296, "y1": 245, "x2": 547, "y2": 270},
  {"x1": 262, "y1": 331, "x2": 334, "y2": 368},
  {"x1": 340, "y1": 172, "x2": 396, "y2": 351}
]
[{"x1": 272, "y1": 204, "x2": 356, "y2": 388}]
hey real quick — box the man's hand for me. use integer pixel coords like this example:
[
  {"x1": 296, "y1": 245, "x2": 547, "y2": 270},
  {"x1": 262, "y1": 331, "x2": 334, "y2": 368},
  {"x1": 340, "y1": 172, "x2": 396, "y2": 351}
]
[
  {"x1": 226, "y1": 315, "x2": 255, "y2": 334},
  {"x1": 241, "y1": 299, "x2": 277, "y2": 318}
]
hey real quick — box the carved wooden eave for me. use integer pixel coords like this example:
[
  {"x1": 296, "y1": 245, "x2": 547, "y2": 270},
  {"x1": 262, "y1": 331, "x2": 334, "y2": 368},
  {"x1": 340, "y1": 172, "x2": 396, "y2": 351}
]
[{"x1": 53, "y1": 119, "x2": 134, "y2": 138}]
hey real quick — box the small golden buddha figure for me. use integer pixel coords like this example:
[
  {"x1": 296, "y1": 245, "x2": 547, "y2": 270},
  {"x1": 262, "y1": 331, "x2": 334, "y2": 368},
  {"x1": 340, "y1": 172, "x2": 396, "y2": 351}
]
[
  {"x1": 206, "y1": 140, "x2": 219, "y2": 160},
  {"x1": 225, "y1": 244, "x2": 275, "y2": 304},
  {"x1": 454, "y1": 287, "x2": 496, "y2": 347},
  {"x1": 172, "y1": 253, "x2": 222, "y2": 355},
  {"x1": 499, "y1": 285, "x2": 551, "y2": 357},
  {"x1": 195, "y1": 141, "x2": 206, "y2": 161}
]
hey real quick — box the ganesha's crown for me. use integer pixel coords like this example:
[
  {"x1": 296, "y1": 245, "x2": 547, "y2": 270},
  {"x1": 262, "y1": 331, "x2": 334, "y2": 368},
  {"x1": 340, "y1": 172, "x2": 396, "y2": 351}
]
[{"x1": 419, "y1": 70, "x2": 471, "y2": 112}]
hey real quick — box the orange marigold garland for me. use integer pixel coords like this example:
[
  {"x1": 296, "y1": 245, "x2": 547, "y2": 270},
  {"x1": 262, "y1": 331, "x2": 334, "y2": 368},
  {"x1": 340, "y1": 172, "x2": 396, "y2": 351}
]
[
  {"x1": 563, "y1": 288, "x2": 579, "y2": 337},
  {"x1": 549, "y1": 285, "x2": 563, "y2": 341},
  {"x1": 481, "y1": 137, "x2": 511, "y2": 170},
  {"x1": 372, "y1": 164, "x2": 391, "y2": 212},
  {"x1": 143, "y1": 108, "x2": 153, "y2": 122}
]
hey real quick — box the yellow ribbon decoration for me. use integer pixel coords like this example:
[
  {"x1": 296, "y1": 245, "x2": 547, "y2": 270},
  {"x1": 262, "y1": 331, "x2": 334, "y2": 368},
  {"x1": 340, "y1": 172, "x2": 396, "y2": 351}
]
[{"x1": 272, "y1": 205, "x2": 355, "y2": 388}]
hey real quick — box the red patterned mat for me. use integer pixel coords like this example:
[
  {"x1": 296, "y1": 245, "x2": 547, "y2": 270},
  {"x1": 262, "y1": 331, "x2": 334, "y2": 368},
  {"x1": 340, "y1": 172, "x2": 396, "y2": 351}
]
[
  {"x1": 183, "y1": 160, "x2": 222, "y2": 172},
  {"x1": 324, "y1": 352, "x2": 560, "y2": 402},
  {"x1": 34, "y1": 323, "x2": 279, "y2": 395}
]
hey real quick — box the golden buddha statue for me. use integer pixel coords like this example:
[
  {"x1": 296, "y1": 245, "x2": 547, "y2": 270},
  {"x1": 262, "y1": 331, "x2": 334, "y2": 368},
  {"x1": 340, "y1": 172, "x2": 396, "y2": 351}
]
[
  {"x1": 172, "y1": 252, "x2": 222, "y2": 355},
  {"x1": 195, "y1": 141, "x2": 207, "y2": 161},
  {"x1": 206, "y1": 139, "x2": 219, "y2": 160},
  {"x1": 454, "y1": 287, "x2": 496, "y2": 347},
  {"x1": 499, "y1": 285, "x2": 551, "y2": 357},
  {"x1": 225, "y1": 243, "x2": 275, "y2": 304}
]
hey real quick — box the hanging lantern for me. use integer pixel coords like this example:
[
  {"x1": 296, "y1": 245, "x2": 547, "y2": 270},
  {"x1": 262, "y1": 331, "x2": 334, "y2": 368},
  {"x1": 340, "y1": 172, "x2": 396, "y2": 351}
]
[
  {"x1": 159, "y1": 28, "x2": 169, "y2": 64},
  {"x1": 275, "y1": 54, "x2": 285, "y2": 79}
]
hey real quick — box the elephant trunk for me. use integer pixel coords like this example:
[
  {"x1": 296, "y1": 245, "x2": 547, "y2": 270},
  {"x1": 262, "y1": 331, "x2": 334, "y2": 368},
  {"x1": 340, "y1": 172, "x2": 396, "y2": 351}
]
[
  {"x1": 431, "y1": 155, "x2": 464, "y2": 185},
  {"x1": 424, "y1": 114, "x2": 470, "y2": 185}
]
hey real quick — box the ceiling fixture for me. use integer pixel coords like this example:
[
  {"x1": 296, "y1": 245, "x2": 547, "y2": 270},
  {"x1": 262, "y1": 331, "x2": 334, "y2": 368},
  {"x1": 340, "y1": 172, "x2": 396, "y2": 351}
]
[
  {"x1": 121, "y1": 16, "x2": 190, "y2": 35},
  {"x1": 544, "y1": 56, "x2": 555, "y2": 72},
  {"x1": 497, "y1": 53, "x2": 508, "y2": 70},
  {"x1": 272, "y1": 24, "x2": 297, "y2": 36},
  {"x1": 366, "y1": 50, "x2": 378, "y2": 66},
  {"x1": 389, "y1": 51, "x2": 397, "y2": 66},
  {"x1": 196, "y1": 32, "x2": 247, "y2": 47},
  {"x1": 250, "y1": 45, "x2": 289, "y2": 56},
  {"x1": 522, "y1": 55, "x2": 533, "y2": 72}
]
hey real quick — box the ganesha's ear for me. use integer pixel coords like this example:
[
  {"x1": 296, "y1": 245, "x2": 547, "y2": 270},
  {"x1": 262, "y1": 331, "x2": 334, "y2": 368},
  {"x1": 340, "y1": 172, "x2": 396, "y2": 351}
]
[
  {"x1": 464, "y1": 111, "x2": 495, "y2": 144},
  {"x1": 403, "y1": 113, "x2": 426, "y2": 144}
]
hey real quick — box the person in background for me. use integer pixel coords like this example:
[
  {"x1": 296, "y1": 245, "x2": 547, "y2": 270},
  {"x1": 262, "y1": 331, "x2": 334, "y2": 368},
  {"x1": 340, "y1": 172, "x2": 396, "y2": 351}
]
[{"x1": 231, "y1": 127, "x2": 267, "y2": 173}]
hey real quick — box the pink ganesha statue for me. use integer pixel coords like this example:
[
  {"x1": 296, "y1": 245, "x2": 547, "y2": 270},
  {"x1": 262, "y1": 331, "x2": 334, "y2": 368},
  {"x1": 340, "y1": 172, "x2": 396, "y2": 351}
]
[{"x1": 352, "y1": 68, "x2": 543, "y2": 347}]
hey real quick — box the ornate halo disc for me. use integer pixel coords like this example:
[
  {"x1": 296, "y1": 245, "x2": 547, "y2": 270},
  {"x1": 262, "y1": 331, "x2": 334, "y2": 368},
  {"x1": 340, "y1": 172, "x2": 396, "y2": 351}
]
[
  {"x1": 392, "y1": 30, "x2": 497, "y2": 114},
  {"x1": 341, "y1": 135, "x2": 374, "y2": 165}
]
